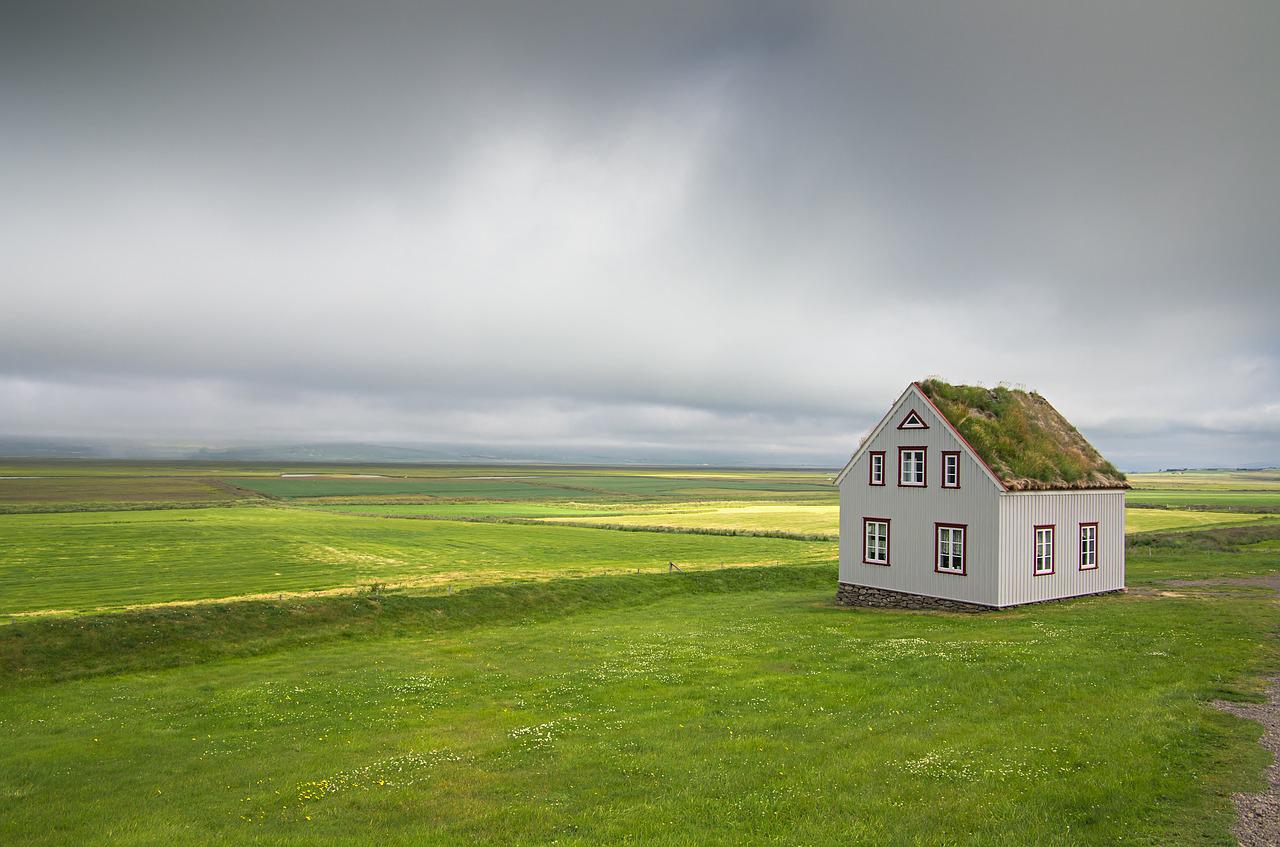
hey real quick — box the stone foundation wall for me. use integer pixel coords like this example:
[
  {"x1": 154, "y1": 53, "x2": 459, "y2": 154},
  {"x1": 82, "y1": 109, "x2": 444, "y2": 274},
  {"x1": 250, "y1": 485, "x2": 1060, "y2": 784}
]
[{"x1": 835, "y1": 582, "x2": 991, "y2": 612}]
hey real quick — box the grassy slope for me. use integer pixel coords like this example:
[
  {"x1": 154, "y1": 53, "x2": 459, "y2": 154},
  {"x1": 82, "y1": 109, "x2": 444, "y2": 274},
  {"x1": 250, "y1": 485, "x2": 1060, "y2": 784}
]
[{"x1": 0, "y1": 537, "x2": 1276, "y2": 846}]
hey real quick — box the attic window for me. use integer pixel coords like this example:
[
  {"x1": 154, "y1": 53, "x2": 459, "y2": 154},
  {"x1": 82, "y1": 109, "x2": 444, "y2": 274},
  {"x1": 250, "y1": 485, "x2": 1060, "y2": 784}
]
[
  {"x1": 897, "y1": 409, "x2": 928, "y2": 429},
  {"x1": 898, "y1": 447, "x2": 926, "y2": 487}
]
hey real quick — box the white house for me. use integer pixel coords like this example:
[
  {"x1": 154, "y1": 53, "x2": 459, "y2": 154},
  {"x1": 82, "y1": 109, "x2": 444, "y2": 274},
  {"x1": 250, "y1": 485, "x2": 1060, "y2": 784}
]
[{"x1": 835, "y1": 380, "x2": 1128, "y2": 610}]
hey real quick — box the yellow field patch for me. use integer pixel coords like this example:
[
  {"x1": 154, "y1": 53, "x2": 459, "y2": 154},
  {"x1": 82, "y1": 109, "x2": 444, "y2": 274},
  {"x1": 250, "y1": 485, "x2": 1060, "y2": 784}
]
[
  {"x1": 1124, "y1": 509, "x2": 1270, "y2": 534},
  {"x1": 540, "y1": 502, "x2": 839, "y2": 535},
  {"x1": 548, "y1": 502, "x2": 1270, "y2": 538}
]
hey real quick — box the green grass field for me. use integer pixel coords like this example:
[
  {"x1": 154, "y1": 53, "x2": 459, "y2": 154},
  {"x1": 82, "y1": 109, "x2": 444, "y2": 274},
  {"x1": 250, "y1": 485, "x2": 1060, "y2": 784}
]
[{"x1": 0, "y1": 463, "x2": 1277, "y2": 845}]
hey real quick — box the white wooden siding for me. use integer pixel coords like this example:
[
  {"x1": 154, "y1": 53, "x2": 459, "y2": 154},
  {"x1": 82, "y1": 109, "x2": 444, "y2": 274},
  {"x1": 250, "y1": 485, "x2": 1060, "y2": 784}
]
[
  {"x1": 996, "y1": 490, "x2": 1126, "y2": 606},
  {"x1": 838, "y1": 386, "x2": 1003, "y2": 606}
]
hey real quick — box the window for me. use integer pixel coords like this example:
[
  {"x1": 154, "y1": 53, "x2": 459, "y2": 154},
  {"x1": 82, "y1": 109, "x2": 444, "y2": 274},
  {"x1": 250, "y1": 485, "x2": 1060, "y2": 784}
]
[
  {"x1": 1079, "y1": 522, "x2": 1098, "y2": 570},
  {"x1": 863, "y1": 518, "x2": 890, "y2": 565},
  {"x1": 942, "y1": 451, "x2": 960, "y2": 488},
  {"x1": 897, "y1": 409, "x2": 929, "y2": 429},
  {"x1": 898, "y1": 447, "x2": 926, "y2": 487},
  {"x1": 1034, "y1": 526, "x2": 1055, "y2": 575},
  {"x1": 935, "y1": 523, "x2": 966, "y2": 575},
  {"x1": 869, "y1": 451, "x2": 886, "y2": 486}
]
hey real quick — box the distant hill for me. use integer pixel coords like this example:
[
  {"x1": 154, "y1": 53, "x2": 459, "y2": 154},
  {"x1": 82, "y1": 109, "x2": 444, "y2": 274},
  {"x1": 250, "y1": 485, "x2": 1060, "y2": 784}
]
[
  {"x1": 190, "y1": 442, "x2": 481, "y2": 463},
  {"x1": 0, "y1": 437, "x2": 797, "y2": 467},
  {"x1": 0, "y1": 437, "x2": 110, "y2": 459}
]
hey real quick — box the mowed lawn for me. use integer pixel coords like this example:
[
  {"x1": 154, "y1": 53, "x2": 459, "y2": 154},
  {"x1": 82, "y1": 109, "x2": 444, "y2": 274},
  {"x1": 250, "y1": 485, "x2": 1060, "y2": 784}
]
[
  {"x1": 1, "y1": 553, "x2": 1276, "y2": 846},
  {"x1": 0, "y1": 506, "x2": 835, "y2": 617}
]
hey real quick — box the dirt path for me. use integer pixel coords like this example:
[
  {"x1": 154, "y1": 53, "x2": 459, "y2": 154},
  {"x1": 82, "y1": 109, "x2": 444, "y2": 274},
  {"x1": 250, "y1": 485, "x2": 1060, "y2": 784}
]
[
  {"x1": 1214, "y1": 678, "x2": 1280, "y2": 847},
  {"x1": 1192, "y1": 573, "x2": 1280, "y2": 847}
]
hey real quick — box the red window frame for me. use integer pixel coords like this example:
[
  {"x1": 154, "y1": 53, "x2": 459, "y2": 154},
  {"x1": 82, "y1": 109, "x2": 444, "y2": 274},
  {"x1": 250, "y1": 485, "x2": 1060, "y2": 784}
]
[
  {"x1": 1033, "y1": 524, "x2": 1056, "y2": 576},
  {"x1": 1079, "y1": 522, "x2": 1099, "y2": 571},
  {"x1": 934, "y1": 522, "x2": 967, "y2": 576},
  {"x1": 897, "y1": 446, "x2": 927, "y2": 488},
  {"x1": 868, "y1": 451, "x2": 886, "y2": 486},
  {"x1": 941, "y1": 451, "x2": 961, "y2": 489},
  {"x1": 896, "y1": 409, "x2": 929, "y2": 430},
  {"x1": 862, "y1": 517, "x2": 891, "y2": 566}
]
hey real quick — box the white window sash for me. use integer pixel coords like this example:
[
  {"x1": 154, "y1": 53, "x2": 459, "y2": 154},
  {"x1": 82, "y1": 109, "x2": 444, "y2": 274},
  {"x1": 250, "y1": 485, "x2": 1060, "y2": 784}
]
[
  {"x1": 937, "y1": 526, "x2": 964, "y2": 572},
  {"x1": 1035, "y1": 529, "x2": 1054, "y2": 572},
  {"x1": 900, "y1": 450, "x2": 925, "y2": 485},
  {"x1": 1080, "y1": 526, "x2": 1097, "y2": 567},
  {"x1": 865, "y1": 521, "x2": 888, "y2": 563}
]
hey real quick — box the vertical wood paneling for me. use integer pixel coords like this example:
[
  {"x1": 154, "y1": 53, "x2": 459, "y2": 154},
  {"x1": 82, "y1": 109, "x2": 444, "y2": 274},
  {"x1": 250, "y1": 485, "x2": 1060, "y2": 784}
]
[{"x1": 996, "y1": 491, "x2": 1126, "y2": 606}]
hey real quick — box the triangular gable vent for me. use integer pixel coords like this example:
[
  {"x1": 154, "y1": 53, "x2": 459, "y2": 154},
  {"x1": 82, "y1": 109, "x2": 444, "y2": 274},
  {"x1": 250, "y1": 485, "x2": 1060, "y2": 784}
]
[{"x1": 897, "y1": 409, "x2": 929, "y2": 429}]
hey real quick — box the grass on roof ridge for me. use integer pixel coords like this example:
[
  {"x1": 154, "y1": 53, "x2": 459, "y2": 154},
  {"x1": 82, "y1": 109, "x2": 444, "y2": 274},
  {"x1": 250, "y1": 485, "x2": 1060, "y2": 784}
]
[{"x1": 919, "y1": 379, "x2": 1127, "y2": 490}]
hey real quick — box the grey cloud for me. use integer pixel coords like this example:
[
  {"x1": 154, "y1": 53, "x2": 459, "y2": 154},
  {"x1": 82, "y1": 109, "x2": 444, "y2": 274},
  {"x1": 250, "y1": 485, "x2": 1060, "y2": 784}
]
[{"x1": 2, "y1": 2, "x2": 1278, "y2": 469}]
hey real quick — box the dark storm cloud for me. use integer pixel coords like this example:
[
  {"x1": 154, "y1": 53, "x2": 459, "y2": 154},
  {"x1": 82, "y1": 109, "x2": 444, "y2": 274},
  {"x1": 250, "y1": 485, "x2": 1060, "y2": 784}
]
[{"x1": 3, "y1": 2, "x2": 1278, "y2": 467}]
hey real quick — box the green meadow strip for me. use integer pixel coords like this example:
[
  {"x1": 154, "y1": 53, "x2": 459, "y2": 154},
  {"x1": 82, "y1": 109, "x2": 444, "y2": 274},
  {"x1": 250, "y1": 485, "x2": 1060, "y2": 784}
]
[
  {"x1": 301, "y1": 506, "x2": 838, "y2": 542},
  {"x1": 0, "y1": 563, "x2": 834, "y2": 686}
]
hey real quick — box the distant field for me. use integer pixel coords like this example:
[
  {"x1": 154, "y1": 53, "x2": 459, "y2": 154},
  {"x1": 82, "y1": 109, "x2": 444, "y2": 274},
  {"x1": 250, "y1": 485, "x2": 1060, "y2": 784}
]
[
  {"x1": 234, "y1": 476, "x2": 608, "y2": 500},
  {"x1": 0, "y1": 506, "x2": 835, "y2": 618},
  {"x1": 1126, "y1": 489, "x2": 1280, "y2": 510},
  {"x1": 302, "y1": 502, "x2": 631, "y2": 519},
  {"x1": 537, "y1": 502, "x2": 840, "y2": 535},
  {"x1": 0, "y1": 476, "x2": 242, "y2": 508},
  {"x1": 1124, "y1": 508, "x2": 1273, "y2": 534},
  {"x1": 1128, "y1": 469, "x2": 1280, "y2": 490},
  {"x1": 234, "y1": 473, "x2": 834, "y2": 501},
  {"x1": 559, "y1": 504, "x2": 1270, "y2": 537}
]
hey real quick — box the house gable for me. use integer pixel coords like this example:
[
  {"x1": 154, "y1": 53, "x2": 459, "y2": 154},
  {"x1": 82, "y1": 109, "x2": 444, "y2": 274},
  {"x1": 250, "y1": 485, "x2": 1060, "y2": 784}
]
[{"x1": 834, "y1": 383, "x2": 1005, "y2": 491}]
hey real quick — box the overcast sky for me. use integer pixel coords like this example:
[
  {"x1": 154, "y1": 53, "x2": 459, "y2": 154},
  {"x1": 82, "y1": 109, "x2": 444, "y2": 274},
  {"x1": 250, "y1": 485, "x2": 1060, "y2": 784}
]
[{"x1": 3, "y1": 2, "x2": 1278, "y2": 468}]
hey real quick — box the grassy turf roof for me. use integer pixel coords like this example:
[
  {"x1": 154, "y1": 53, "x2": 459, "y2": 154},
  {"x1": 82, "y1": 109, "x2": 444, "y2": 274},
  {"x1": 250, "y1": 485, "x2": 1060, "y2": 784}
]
[{"x1": 918, "y1": 379, "x2": 1128, "y2": 491}]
